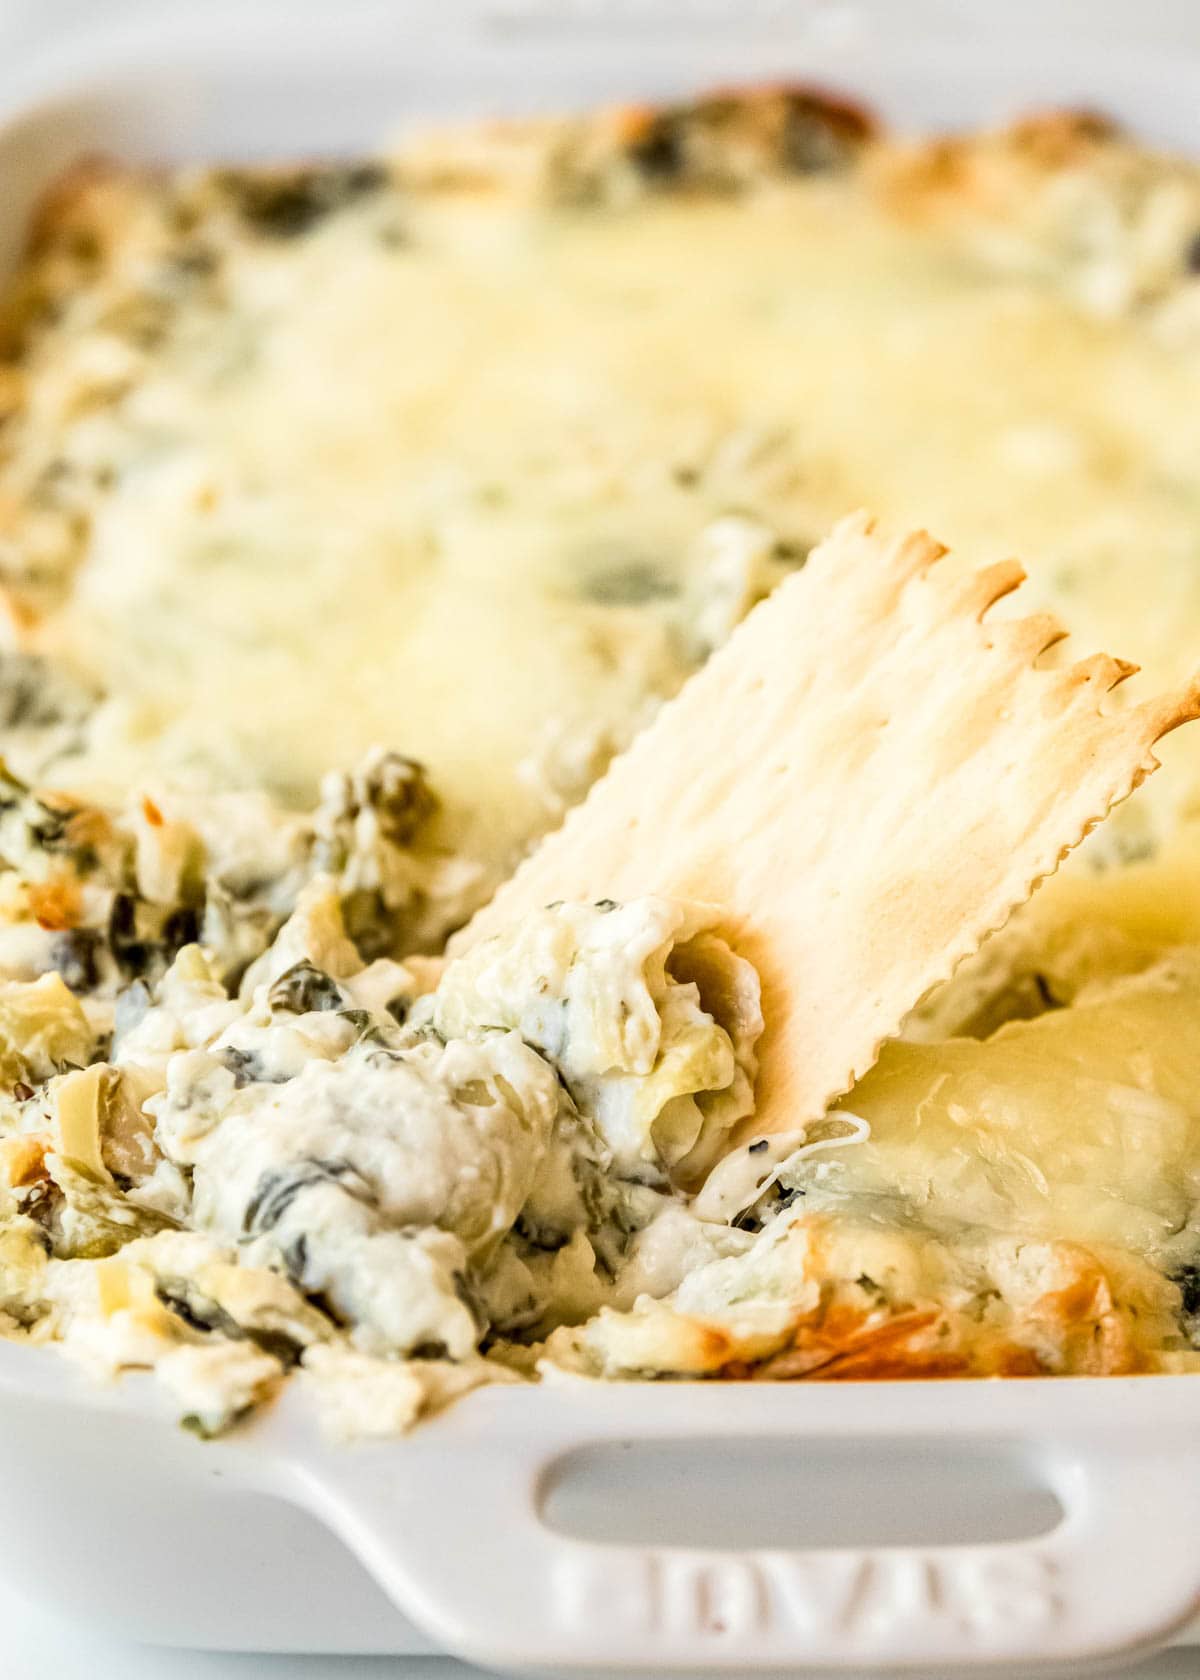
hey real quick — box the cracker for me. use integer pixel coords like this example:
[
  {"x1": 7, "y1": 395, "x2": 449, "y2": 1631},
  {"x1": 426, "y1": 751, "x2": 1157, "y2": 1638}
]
[{"x1": 456, "y1": 512, "x2": 1200, "y2": 1134}]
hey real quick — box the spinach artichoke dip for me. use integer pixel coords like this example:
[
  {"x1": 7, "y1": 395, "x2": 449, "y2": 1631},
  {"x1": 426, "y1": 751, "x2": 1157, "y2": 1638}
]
[{"x1": 0, "y1": 90, "x2": 1200, "y2": 1437}]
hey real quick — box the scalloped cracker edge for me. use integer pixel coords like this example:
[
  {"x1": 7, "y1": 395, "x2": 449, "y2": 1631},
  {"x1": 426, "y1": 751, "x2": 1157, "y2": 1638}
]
[{"x1": 456, "y1": 511, "x2": 1200, "y2": 1134}]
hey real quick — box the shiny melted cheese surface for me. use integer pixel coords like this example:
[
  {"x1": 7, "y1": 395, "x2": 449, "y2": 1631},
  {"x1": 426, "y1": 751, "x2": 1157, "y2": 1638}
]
[{"x1": 27, "y1": 169, "x2": 1200, "y2": 868}]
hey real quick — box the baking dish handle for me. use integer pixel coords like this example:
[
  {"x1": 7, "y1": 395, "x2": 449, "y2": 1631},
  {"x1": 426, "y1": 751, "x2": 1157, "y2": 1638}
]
[{"x1": 287, "y1": 1423, "x2": 1200, "y2": 1672}]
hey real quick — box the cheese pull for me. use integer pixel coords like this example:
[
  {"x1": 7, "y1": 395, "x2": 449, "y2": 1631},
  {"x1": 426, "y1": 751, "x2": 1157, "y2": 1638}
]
[{"x1": 457, "y1": 511, "x2": 1200, "y2": 1135}]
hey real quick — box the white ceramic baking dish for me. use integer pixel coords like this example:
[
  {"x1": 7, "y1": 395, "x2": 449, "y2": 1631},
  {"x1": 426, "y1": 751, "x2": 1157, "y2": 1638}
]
[
  {"x1": 2, "y1": 1341, "x2": 1200, "y2": 1670},
  {"x1": 0, "y1": 1, "x2": 1198, "y2": 1669}
]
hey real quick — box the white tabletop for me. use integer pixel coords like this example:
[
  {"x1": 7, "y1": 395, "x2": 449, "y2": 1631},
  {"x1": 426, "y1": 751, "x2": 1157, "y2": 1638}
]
[{"x1": 0, "y1": 1571, "x2": 455, "y2": 1678}]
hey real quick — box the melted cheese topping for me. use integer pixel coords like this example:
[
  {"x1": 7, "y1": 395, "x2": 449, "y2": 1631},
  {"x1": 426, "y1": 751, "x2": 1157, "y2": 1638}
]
[{"x1": 20, "y1": 157, "x2": 1200, "y2": 872}]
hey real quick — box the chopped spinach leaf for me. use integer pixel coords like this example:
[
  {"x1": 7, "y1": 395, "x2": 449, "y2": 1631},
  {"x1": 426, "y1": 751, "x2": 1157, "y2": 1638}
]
[
  {"x1": 49, "y1": 928, "x2": 104, "y2": 993},
  {"x1": 267, "y1": 960, "x2": 345, "y2": 1015},
  {"x1": 217, "y1": 164, "x2": 389, "y2": 240},
  {"x1": 780, "y1": 93, "x2": 871, "y2": 174},
  {"x1": 216, "y1": 1045, "x2": 270, "y2": 1089},
  {"x1": 628, "y1": 118, "x2": 686, "y2": 183},
  {"x1": 243, "y1": 1157, "x2": 371, "y2": 1235},
  {"x1": 1173, "y1": 1263, "x2": 1200, "y2": 1319},
  {"x1": 580, "y1": 560, "x2": 677, "y2": 606}
]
